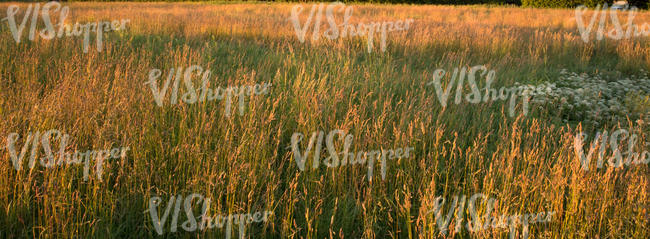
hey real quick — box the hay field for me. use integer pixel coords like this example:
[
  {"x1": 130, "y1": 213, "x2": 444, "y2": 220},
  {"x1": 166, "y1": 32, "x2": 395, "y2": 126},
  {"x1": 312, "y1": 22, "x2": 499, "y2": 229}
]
[{"x1": 0, "y1": 1, "x2": 648, "y2": 238}]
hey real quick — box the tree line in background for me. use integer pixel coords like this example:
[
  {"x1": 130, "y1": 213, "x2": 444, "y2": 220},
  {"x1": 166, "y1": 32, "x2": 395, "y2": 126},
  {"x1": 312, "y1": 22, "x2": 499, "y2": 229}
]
[
  {"x1": 522, "y1": 0, "x2": 648, "y2": 8},
  {"x1": 39, "y1": 0, "x2": 650, "y2": 9},
  {"x1": 16, "y1": 0, "x2": 647, "y2": 9}
]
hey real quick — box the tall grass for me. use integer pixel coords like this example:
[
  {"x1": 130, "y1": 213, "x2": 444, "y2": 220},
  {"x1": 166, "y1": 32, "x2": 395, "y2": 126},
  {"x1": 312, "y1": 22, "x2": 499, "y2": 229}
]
[{"x1": 0, "y1": 2, "x2": 648, "y2": 238}]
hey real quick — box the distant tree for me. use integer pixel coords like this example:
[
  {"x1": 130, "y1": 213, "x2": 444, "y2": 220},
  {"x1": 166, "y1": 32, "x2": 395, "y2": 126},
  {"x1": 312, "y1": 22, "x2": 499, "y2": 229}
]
[
  {"x1": 522, "y1": 0, "x2": 614, "y2": 8},
  {"x1": 627, "y1": 0, "x2": 650, "y2": 9},
  {"x1": 581, "y1": 0, "x2": 614, "y2": 7}
]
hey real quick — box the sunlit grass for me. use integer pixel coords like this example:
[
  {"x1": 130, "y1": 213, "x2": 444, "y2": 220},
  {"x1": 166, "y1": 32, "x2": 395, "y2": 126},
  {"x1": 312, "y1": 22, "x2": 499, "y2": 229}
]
[{"x1": 0, "y1": 1, "x2": 648, "y2": 238}]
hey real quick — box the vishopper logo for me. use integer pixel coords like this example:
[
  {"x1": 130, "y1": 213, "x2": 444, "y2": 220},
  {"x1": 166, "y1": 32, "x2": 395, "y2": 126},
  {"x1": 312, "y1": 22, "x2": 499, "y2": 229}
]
[
  {"x1": 1, "y1": 1, "x2": 130, "y2": 53},
  {"x1": 575, "y1": 4, "x2": 649, "y2": 42},
  {"x1": 574, "y1": 129, "x2": 649, "y2": 171},
  {"x1": 290, "y1": 129, "x2": 414, "y2": 181},
  {"x1": 146, "y1": 194, "x2": 273, "y2": 238},
  {"x1": 289, "y1": 2, "x2": 413, "y2": 53},
  {"x1": 145, "y1": 65, "x2": 271, "y2": 117},
  {"x1": 2, "y1": 129, "x2": 129, "y2": 181},
  {"x1": 426, "y1": 193, "x2": 555, "y2": 238},
  {"x1": 426, "y1": 65, "x2": 554, "y2": 117}
]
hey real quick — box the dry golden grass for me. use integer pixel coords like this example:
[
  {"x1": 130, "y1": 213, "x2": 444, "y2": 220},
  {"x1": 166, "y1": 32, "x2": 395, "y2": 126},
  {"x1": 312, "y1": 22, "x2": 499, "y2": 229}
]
[{"x1": 0, "y1": 1, "x2": 648, "y2": 238}]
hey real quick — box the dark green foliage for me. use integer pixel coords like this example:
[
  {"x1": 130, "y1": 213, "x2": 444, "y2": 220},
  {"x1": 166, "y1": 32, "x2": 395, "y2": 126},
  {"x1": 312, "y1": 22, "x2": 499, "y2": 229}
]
[
  {"x1": 627, "y1": 0, "x2": 650, "y2": 9},
  {"x1": 56, "y1": 0, "x2": 523, "y2": 5},
  {"x1": 15, "y1": 0, "x2": 648, "y2": 9},
  {"x1": 581, "y1": 0, "x2": 613, "y2": 7},
  {"x1": 521, "y1": 0, "x2": 613, "y2": 8}
]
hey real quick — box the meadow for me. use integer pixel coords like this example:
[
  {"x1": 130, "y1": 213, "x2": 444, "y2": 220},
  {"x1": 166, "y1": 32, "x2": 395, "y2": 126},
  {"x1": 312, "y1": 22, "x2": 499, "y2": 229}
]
[{"x1": 0, "y1": 1, "x2": 648, "y2": 238}]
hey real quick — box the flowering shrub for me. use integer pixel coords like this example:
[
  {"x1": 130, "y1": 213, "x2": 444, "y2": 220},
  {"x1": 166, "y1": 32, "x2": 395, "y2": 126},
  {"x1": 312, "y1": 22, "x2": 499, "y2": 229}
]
[{"x1": 539, "y1": 69, "x2": 650, "y2": 127}]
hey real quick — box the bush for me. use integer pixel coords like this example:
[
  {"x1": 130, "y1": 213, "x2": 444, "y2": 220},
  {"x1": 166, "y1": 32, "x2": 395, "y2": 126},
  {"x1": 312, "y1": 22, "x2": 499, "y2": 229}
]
[
  {"x1": 481, "y1": 0, "x2": 522, "y2": 4},
  {"x1": 521, "y1": 0, "x2": 613, "y2": 8},
  {"x1": 627, "y1": 0, "x2": 650, "y2": 9},
  {"x1": 64, "y1": 0, "x2": 523, "y2": 4},
  {"x1": 581, "y1": 0, "x2": 613, "y2": 7},
  {"x1": 522, "y1": 0, "x2": 578, "y2": 7}
]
